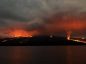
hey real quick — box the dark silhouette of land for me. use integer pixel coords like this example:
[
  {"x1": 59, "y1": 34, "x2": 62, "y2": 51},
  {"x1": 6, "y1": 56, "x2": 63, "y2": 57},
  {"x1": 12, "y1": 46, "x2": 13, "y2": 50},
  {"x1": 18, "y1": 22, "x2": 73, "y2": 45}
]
[{"x1": 0, "y1": 36, "x2": 85, "y2": 46}]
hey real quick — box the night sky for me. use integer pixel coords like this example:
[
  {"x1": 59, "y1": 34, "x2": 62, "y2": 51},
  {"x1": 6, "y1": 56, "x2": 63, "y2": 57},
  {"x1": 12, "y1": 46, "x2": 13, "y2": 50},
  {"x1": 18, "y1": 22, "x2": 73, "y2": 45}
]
[{"x1": 0, "y1": 0, "x2": 86, "y2": 37}]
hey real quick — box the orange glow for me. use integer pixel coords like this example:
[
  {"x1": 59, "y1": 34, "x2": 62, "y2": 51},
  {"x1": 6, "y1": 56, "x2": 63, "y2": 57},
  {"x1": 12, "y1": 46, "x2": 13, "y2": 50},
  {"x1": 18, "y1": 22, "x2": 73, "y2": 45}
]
[
  {"x1": 61, "y1": 21, "x2": 85, "y2": 31},
  {"x1": 9, "y1": 29, "x2": 37, "y2": 37},
  {"x1": 67, "y1": 31, "x2": 71, "y2": 40}
]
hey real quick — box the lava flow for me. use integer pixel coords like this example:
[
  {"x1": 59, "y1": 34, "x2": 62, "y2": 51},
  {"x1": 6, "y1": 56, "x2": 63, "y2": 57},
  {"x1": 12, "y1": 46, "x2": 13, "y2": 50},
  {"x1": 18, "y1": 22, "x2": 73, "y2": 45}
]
[
  {"x1": 8, "y1": 29, "x2": 37, "y2": 38},
  {"x1": 66, "y1": 31, "x2": 72, "y2": 40}
]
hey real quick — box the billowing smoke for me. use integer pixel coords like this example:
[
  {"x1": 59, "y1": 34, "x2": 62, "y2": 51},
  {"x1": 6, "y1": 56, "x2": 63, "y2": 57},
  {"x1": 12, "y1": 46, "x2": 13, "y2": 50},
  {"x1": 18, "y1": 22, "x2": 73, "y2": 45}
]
[{"x1": 0, "y1": 0, "x2": 86, "y2": 37}]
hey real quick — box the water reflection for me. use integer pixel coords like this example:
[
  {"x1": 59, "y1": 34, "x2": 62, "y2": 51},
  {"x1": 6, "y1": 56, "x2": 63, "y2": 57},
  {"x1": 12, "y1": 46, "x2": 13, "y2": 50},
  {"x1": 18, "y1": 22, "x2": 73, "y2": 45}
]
[
  {"x1": 0, "y1": 46, "x2": 86, "y2": 64},
  {"x1": 32, "y1": 46, "x2": 67, "y2": 64}
]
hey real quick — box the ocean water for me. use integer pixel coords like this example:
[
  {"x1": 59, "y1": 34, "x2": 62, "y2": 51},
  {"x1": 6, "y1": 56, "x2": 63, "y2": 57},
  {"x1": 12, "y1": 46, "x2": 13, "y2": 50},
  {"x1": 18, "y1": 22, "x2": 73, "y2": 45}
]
[{"x1": 0, "y1": 46, "x2": 86, "y2": 64}]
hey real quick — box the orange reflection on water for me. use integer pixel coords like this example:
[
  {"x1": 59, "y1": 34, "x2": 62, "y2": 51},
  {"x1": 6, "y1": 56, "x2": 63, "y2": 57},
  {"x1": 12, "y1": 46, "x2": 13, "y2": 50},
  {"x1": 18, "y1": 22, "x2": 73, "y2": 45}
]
[{"x1": 9, "y1": 47, "x2": 32, "y2": 64}]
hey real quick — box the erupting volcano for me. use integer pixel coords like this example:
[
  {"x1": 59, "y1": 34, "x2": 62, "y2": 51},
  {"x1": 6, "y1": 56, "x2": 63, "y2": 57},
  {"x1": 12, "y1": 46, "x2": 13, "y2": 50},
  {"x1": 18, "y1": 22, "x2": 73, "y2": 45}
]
[
  {"x1": 66, "y1": 31, "x2": 72, "y2": 40},
  {"x1": 8, "y1": 29, "x2": 36, "y2": 38}
]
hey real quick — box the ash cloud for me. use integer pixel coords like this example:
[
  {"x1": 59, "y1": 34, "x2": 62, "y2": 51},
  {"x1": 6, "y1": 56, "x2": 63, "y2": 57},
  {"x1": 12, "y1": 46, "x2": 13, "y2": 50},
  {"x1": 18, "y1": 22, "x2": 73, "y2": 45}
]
[{"x1": 0, "y1": 0, "x2": 86, "y2": 37}]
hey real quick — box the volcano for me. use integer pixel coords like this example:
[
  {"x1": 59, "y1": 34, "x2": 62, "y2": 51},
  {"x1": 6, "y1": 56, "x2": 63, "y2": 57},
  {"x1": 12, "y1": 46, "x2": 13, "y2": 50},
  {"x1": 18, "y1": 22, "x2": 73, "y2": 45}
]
[{"x1": 0, "y1": 36, "x2": 85, "y2": 46}]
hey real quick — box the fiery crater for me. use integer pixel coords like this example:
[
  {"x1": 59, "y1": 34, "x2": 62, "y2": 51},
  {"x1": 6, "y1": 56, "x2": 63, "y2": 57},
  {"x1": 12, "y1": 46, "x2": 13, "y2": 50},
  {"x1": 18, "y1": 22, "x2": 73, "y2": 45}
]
[{"x1": 9, "y1": 29, "x2": 37, "y2": 38}]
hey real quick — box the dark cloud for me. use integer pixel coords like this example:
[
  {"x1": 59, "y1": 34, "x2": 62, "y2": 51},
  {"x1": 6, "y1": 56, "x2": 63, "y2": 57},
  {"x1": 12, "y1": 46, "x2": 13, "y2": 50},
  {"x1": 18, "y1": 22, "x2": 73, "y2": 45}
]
[{"x1": 0, "y1": 0, "x2": 86, "y2": 37}]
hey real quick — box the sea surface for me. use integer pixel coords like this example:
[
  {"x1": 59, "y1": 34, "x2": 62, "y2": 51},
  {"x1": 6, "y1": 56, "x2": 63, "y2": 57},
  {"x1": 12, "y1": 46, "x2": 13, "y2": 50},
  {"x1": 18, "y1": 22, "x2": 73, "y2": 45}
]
[{"x1": 0, "y1": 46, "x2": 86, "y2": 64}]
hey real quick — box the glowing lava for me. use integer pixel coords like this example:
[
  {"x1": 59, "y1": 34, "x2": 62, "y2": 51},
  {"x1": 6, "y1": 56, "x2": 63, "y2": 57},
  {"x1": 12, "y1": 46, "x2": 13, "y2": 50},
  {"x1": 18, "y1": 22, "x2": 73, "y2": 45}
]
[
  {"x1": 9, "y1": 29, "x2": 33, "y2": 37},
  {"x1": 67, "y1": 31, "x2": 71, "y2": 40}
]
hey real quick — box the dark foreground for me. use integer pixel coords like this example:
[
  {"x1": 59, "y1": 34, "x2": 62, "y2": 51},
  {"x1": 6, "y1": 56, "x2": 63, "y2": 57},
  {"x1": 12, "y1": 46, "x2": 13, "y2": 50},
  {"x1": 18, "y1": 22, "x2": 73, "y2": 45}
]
[
  {"x1": 1, "y1": 46, "x2": 86, "y2": 64},
  {"x1": 0, "y1": 36, "x2": 85, "y2": 46}
]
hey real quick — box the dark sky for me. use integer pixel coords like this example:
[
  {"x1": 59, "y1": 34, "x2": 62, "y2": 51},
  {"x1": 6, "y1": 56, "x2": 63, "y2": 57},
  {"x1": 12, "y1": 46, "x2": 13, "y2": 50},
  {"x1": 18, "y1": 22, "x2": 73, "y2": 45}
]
[{"x1": 0, "y1": 0, "x2": 86, "y2": 37}]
